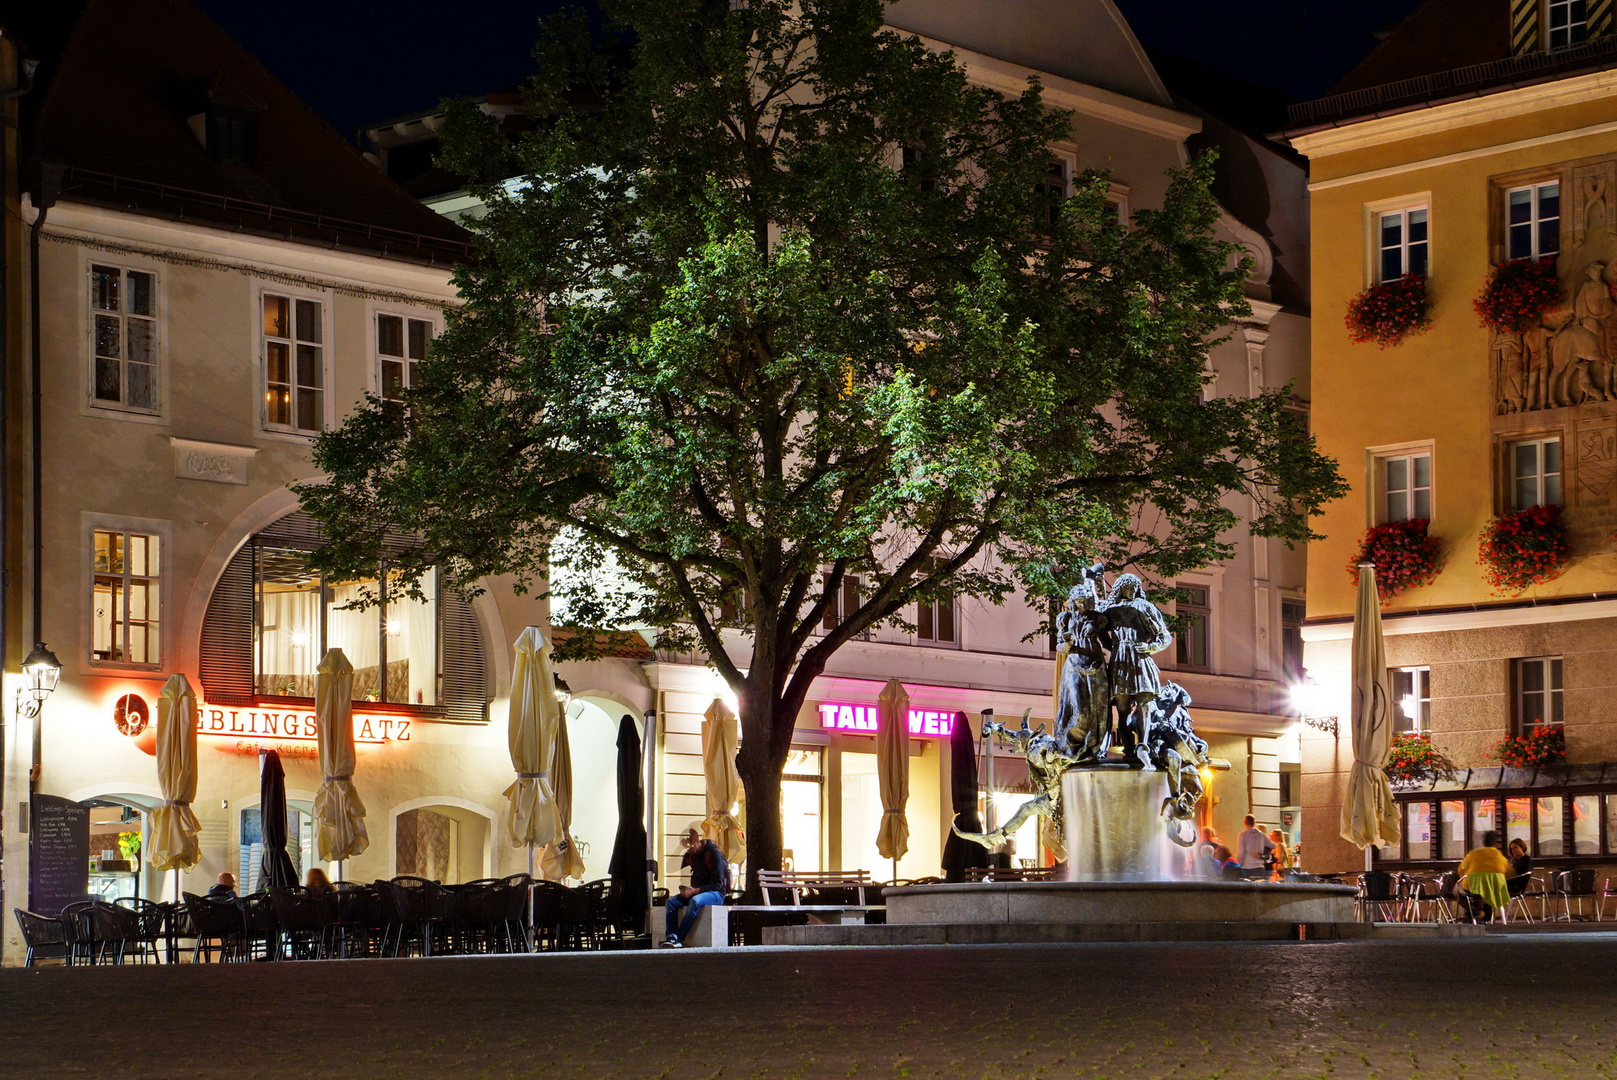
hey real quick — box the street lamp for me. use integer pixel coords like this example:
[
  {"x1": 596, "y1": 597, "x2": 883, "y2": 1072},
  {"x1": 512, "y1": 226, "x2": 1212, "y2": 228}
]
[
  {"x1": 1288, "y1": 676, "x2": 1339, "y2": 739},
  {"x1": 16, "y1": 641, "x2": 61, "y2": 720},
  {"x1": 553, "y1": 674, "x2": 572, "y2": 706}
]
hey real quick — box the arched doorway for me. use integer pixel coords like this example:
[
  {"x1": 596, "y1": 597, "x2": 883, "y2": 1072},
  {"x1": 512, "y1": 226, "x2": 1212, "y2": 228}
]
[
  {"x1": 561, "y1": 696, "x2": 639, "y2": 882},
  {"x1": 389, "y1": 798, "x2": 495, "y2": 883}
]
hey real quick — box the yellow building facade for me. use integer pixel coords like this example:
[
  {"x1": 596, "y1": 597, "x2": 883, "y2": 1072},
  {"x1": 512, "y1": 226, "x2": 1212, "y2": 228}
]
[{"x1": 1289, "y1": 7, "x2": 1617, "y2": 874}]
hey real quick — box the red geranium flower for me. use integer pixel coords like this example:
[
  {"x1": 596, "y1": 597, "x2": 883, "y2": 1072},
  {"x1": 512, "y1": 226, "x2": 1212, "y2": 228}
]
[
  {"x1": 1348, "y1": 518, "x2": 1441, "y2": 600},
  {"x1": 1475, "y1": 257, "x2": 1560, "y2": 333},
  {"x1": 1478, "y1": 504, "x2": 1568, "y2": 595},
  {"x1": 1346, "y1": 273, "x2": 1431, "y2": 348}
]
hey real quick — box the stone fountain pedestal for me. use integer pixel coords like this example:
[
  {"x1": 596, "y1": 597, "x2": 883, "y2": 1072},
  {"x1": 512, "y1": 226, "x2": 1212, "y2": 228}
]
[{"x1": 1063, "y1": 765, "x2": 1174, "y2": 881}]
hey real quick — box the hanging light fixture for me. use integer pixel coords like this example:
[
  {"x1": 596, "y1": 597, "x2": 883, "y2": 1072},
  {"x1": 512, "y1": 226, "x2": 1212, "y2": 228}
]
[{"x1": 17, "y1": 641, "x2": 62, "y2": 720}]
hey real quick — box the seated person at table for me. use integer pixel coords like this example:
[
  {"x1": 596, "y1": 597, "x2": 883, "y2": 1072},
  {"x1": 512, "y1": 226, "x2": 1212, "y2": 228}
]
[
  {"x1": 305, "y1": 868, "x2": 333, "y2": 895},
  {"x1": 206, "y1": 872, "x2": 237, "y2": 901},
  {"x1": 1505, "y1": 838, "x2": 1534, "y2": 902},
  {"x1": 1456, "y1": 836, "x2": 1512, "y2": 923},
  {"x1": 1213, "y1": 844, "x2": 1242, "y2": 880},
  {"x1": 664, "y1": 826, "x2": 728, "y2": 948}
]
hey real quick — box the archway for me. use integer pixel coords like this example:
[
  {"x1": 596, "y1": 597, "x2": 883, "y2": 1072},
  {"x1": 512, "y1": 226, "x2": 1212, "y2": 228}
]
[{"x1": 388, "y1": 797, "x2": 496, "y2": 883}]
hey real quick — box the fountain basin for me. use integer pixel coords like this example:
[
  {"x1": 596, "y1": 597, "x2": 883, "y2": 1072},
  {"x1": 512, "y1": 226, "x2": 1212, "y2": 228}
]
[{"x1": 884, "y1": 879, "x2": 1358, "y2": 926}]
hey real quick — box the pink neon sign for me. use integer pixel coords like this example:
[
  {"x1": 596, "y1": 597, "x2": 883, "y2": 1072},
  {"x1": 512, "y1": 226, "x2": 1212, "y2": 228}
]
[{"x1": 816, "y1": 702, "x2": 956, "y2": 738}]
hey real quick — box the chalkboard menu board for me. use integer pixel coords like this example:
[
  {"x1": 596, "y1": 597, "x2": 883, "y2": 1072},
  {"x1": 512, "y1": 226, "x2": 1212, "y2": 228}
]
[{"x1": 29, "y1": 794, "x2": 89, "y2": 915}]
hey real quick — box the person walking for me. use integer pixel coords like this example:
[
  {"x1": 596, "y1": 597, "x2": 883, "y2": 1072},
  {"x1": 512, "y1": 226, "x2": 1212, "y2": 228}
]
[
  {"x1": 664, "y1": 826, "x2": 729, "y2": 947},
  {"x1": 1267, "y1": 829, "x2": 1291, "y2": 879},
  {"x1": 1236, "y1": 815, "x2": 1272, "y2": 879}
]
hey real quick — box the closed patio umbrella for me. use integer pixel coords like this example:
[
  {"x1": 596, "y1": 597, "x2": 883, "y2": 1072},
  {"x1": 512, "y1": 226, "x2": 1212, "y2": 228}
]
[
  {"x1": 875, "y1": 679, "x2": 910, "y2": 878},
  {"x1": 941, "y1": 711, "x2": 990, "y2": 881},
  {"x1": 504, "y1": 627, "x2": 563, "y2": 874},
  {"x1": 314, "y1": 648, "x2": 368, "y2": 874},
  {"x1": 149, "y1": 674, "x2": 201, "y2": 887},
  {"x1": 259, "y1": 749, "x2": 298, "y2": 889},
  {"x1": 607, "y1": 715, "x2": 649, "y2": 920},
  {"x1": 700, "y1": 699, "x2": 745, "y2": 863},
  {"x1": 1341, "y1": 564, "x2": 1402, "y2": 857},
  {"x1": 540, "y1": 706, "x2": 587, "y2": 882}
]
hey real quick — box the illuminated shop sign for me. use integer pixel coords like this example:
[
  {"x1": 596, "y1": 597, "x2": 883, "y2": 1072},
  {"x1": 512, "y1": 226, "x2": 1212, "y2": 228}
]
[
  {"x1": 196, "y1": 703, "x2": 411, "y2": 745},
  {"x1": 816, "y1": 702, "x2": 956, "y2": 738}
]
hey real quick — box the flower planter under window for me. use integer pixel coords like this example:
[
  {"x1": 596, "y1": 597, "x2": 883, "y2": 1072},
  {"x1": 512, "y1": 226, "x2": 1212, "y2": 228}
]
[
  {"x1": 1478, "y1": 503, "x2": 1568, "y2": 596},
  {"x1": 1346, "y1": 273, "x2": 1431, "y2": 348},
  {"x1": 1347, "y1": 518, "x2": 1441, "y2": 600}
]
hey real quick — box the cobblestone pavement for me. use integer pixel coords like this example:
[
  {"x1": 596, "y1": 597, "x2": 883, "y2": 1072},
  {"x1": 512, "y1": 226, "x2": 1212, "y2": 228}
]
[{"x1": 5, "y1": 936, "x2": 1617, "y2": 1079}]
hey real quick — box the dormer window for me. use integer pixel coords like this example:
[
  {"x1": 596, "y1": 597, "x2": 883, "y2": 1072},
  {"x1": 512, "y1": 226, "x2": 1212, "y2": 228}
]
[
  {"x1": 206, "y1": 105, "x2": 257, "y2": 166},
  {"x1": 1547, "y1": 0, "x2": 1589, "y2": 49}
]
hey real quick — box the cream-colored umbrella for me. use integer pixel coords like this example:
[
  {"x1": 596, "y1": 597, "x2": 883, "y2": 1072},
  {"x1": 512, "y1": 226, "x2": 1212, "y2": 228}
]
[
  {"x1": 875, "y1": 679, "x2": 910, "y2": 877},
  {"x1": 504, "y1": 627, "x2": 563, "y2": 869},
  {"x1": 540, "y1": 706, "x2": 588, "y2": 881},
  {"x1": 700, "y1": 699, "x2": 745, "y2": 863},
  {"x1": 1340, "y1": 564, "x2": 1402, "y2": 856},
  {"x1": 149, "y1": 674, "x2": 201, "y2": 886},
  {"x1": 314, "y1": 648, "x2": 368, "y2": 873}
]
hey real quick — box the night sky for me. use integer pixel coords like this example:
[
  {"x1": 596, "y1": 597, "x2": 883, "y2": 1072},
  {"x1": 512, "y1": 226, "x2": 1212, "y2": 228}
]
[{"x1": 193, "y1": 0, "x2": 1426, "y2": 142}]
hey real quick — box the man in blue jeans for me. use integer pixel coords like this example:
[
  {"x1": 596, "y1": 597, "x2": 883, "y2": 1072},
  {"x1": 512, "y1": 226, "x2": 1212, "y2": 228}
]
[{"x1": 665, "y1": 826, "x2": 728, "y2": 947}]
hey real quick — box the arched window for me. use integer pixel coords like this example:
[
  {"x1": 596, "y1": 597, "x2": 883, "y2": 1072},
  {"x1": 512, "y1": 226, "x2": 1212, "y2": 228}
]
[{"x1": 200, "y1": 510, "x2": 491, "y2": 720}]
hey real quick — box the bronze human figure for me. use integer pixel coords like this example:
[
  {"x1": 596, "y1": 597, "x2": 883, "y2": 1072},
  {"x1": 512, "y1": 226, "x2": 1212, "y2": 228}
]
[
  {"x1": 1103, "y1": 574, "x2": 1172, "y2": 769},
  {"x1": 1054, "y1": 580, "x2": 1112, "y2": 760}
]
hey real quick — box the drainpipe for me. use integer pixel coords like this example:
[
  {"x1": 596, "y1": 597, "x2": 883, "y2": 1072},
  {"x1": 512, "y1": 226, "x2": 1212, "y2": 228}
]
[
  {"x1": 0, "y1": 50, "x2": 37, "y2": 931},
  {"x1": 26, "y1": 162, "x2": 58, "y2": 810}
]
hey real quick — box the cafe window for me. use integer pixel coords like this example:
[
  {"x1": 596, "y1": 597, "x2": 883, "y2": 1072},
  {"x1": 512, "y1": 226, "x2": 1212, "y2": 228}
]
[
  {"x1": 198, "y1": 510, "x2": 491, "y2": 719},
  {"x1": 92, "y1": 529, "x2": 161, "y2": 667},
  {"x1": 1405, "y1": 802, "x2": 1434, "y2": 860},
  {"x1": 1573, "y1": 793, "x2": 1599, "y2": 855},
  {"x1": 1391, "y1": 666, "x2": 1430, "y2": 734},
  {"x1": 1536, "y1": 795, "x2": 1564, "y2": 856}
]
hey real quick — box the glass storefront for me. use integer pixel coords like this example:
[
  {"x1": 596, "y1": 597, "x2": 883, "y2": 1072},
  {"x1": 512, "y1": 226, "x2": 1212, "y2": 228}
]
[{"x1": 1383, "y1": 787, "x2": 1617, "y2": 865}]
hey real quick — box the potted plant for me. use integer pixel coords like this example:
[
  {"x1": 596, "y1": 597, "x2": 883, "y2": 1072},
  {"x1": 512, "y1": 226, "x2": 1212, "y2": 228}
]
[
  {"x1": 1478, "y1": 503, "x2": 1568, "y2": 595},
  {"x1": 1491, "y1": 726, "x2": 1566, "y2": 769},
  {"x1": 1474, "y1": 257, "x2": 1560, "y2": 333},
  {"x1": 1384, "y1": 732, "x2": 1452, "y2": 788},
  {"x1": 1347, "y1": 518, "x2": 1441, "y2": 600},
  {"x1": 1346, "y1": 273, "x2": 1431, "y2": 348},
  {"x1": 117, "y1": 831, "x2": 141, "y2": 865}
]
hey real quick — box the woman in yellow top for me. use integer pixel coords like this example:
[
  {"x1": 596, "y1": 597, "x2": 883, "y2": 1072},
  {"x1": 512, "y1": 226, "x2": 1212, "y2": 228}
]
[{"x1": 1455, "y1": 842, "x2": 1512, "y2": 924}]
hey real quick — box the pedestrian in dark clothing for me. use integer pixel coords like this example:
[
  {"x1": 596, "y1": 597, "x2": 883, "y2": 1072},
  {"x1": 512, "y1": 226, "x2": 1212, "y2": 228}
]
[{"x1": 664, "y1": 826, "x2": 728, "y2": 947}]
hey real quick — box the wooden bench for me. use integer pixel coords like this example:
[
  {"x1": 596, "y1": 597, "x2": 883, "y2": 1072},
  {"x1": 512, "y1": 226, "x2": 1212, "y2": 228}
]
[{"x1": 669, "y1": 870, "x2": 885, "y2": 948}]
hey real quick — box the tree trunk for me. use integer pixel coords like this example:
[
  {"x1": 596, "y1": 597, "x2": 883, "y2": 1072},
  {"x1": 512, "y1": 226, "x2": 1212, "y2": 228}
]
[{"x1": 735, "y1": 702, "x2": 793, "y2": 903}]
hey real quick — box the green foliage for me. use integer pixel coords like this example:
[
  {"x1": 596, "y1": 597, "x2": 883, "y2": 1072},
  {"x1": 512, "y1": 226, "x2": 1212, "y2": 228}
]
[{"x1": 297, "y1": 0, "x2": 1343, "y2": 830}]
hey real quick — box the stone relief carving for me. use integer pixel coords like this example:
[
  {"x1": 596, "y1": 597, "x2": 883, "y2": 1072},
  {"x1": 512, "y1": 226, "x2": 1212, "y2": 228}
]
[
  {"x1": 169, "y1": 437, "x2": 254, "y2": 485},
  {"x1": 1575, "y1": 418, "x2": 1617, "y2": 507}
]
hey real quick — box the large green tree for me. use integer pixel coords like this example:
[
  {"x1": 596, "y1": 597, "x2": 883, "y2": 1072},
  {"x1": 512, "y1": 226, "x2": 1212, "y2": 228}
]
[{"x1": 298, "y1": 0, "x2": 1343, "y2": 885}]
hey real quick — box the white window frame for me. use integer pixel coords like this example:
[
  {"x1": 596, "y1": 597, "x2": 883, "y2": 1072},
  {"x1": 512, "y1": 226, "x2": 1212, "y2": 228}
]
[
  {"x1": 1507, "y1": 436, "x2": 1563, "y2": 511},
  {"x1": 1367, "y1": 441, "x2": 1436, "y2": 527},
  {"x1": 82, "y1": 254, "x2": 167, "y2": 423},
  {"x1": 257, "y1": 284, "x2": 333, "y2": 440},
  {"x1": 1514, "y1": 656, "x2": 1564, "y2": 733},
  {"x1": 1173, "y1": 582, "x2": 1211, "y2": 670},
  {"x1": 1391, "y1": 666, "x2": 1431, "y2": 734},
  {"x1": 1363, "y1": 194, "x2": 1431, "y2": 287},
  {"x1": 914, "y1": 564, "x2": 958, "y2": 648},
  {"x1": 81, "y1": 512, "x2": 171, "y2": 672},
  {"x1": 1505, "y1": 181, "x2": 1560, "y2": 262},
  {"x1": 1380, "y1": 451, "x2": 1433, "y2": 523},
  {"x1": 1546, "y1": 0, "x2": 1589, "y2": 49},
  {"x1": 369, "y1": 302, "x2": 440, "y2": 402}
]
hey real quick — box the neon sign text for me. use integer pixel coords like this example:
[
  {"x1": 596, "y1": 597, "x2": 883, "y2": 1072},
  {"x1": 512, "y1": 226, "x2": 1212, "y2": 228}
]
[
  {"x1": 817, "y1": 703, "x2": 956, "y2": 738},
  {"x1": 196, "y1": 704, "x2": 411, "y2": 745}
]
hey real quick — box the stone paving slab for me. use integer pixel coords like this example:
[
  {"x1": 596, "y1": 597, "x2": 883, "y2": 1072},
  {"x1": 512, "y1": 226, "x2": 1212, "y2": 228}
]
[
  {"x1": 762, "y1": 920, "x2": 1485, "y2": 945},
  {"x1": 7, "y1": 937, "x2": 1617, "y2": 1079}
]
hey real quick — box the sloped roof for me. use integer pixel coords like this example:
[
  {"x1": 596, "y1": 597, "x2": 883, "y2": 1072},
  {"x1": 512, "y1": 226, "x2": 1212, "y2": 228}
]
[
  {"x1": 22, "y1": 0, "x2": 470, "y2": 265},
  {"x1": 1329, "y1": 0, "x2": 1510, "y2": 96}
]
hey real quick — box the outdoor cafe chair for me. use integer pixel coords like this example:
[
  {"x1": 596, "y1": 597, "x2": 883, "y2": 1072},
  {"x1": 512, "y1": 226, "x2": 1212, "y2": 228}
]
[
  {"x1": 114, "y1": 897, "x2": 167, "y2": 963},
  {"x1": 500, "y1": 874, "x2": 535, "y2": 952},
  {"x1": 320, "y1": 884, "x2": 374, "y2": 958},
  {"x1": 1554, "y1": 869, "x2": 1599, "y2": 921},
  {"x1": 389, "y1": 876, "x2": 452, "y2": 957},
  {"x1": 240, "y1": 892, "x2": 281, "y2": 960},
  {"x1": 1355, "y1": 871, "x2": 1398, "y2": 922},
  {"x1": 1506, "y1": 870, "x2": 1538, "y2": 923},
  {"x1": 269, "y1": 887, "x2": 325, "y2": 959},
  {"x1": 183, "y1": 893, "x2": 248, "y2": 963},
  {"x1": 58, "y1": 901, "x2": 98, "y2": 965},
  {"x1": 1400, "y1": 875, "x2": 1450, "y2": 923},
  {"x1": 12, "y1": 909, "x2": 67, "y2": 967},
  {"x1": 1599, "y1": 877, "x2": 1617, "y2": 920}
]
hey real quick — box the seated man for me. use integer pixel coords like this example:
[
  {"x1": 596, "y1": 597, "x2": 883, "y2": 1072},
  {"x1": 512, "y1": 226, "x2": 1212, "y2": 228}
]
[
  {"x1": 1456, "y1": 835, "x2": 1511, "y2": 923},
  {"x1": 206, "y1": 872, "x2": 237, "y2": 901},
  {"x1": 664, "y1": 826, "x2": 728, "y2": 948}
]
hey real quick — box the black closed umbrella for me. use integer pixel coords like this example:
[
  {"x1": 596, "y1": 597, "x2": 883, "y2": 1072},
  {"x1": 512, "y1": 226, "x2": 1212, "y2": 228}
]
[
  {"x1": 259, "y1": 750, "x2": 298, "y2": 889},
  {"x1": 607, "y1": 715, "x2": 649, "y2": 919},
  {"x1": 941, "y1": 712, "x2": 990, "y2": 882}
]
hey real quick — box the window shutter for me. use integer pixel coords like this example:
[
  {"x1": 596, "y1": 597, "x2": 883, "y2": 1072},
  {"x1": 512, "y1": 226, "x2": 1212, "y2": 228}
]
[
  {"x1": 439, "y1": 593, "x2": 490, "y2": 722},
  {"x1": 1511, "y1": 0, "x2": 1540, "y2": 53},
  {"x1": 1593, "y1": 0, "x2": 1614, "y2": 38},
  {"x1": 199, "y1": 544, "x2": 255, "y2": 704}
]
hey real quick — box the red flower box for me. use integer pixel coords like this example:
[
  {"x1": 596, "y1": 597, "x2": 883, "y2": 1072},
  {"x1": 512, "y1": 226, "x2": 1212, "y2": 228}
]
[
  {"x1": 1491, "y1": 727, "x2": 1565, "y2": 769},
  {"x1": 1348, "y1": 518, "x2": 1441, "y2": 600},
  {"x1": 1346, "y1": 273, "x2": 1431, "y2": 348},
  {"x1": 1385, "y1": 732, "x2": 1449, "y2": 786},
  {"x1": 1475, "y1": 257, "x2": 1560, "y2": 333},
  {"x1": 1478, "y1": 504, "x2": 1568, "y2": 595}
]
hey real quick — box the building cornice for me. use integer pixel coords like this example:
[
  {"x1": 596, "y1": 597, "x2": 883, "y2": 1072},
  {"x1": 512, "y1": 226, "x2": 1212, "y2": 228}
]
[
  {"x1": 1289, "y1": 68, "x2": 1617, "y2": 161},
  {"x1": 1307, "y1": 116, "x2": 1617, "y2": 192},
  {"x1": 896, "y1": 31, "x2": 1201, "y2": 142},
  {"x1": 1301, "y1": 593, "x2": 1617, "y2": 642}
]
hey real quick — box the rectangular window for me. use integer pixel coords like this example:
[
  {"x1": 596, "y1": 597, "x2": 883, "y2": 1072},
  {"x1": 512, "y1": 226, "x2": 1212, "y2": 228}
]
[
  {"x1": 1515, "y1": 656, "x2": 1564, "y2": 733},
  {"x1": 1605, "y1": 795, "x2": 1617, "y2": 855},
  {"x1": 1036, "y1": 158, "x2": 1070, "y2": 231},
  {"x1": 822, "y1": 575, "x2": 862, "y2": 633},
  {"x1": 263, "y1": 293, "x2": 325, "y2": 434},
  {"x1": 916, "y1": 578, "x2": 956, "y2": 644},
  {"x1": 257, "y1": 547, "x2": 439, "y2": 705},
  {"x1": 1506, "y1": 182, "x2": 1560, "y2": 261},
  {"x1": 1391, "y1": 666, "x2": 1431, "y2": 734},
  {"x1": 1536, "y1": 795, "x2": 1564, "y2": 857},
  {"x1": 1174, "y1": 584, "x2": 1210, "y2": 668},
  {"x1": 1405, "y1": 801, "x2": 1433, "y2": 860},
  {"x1": 1470, "y1": 799, "x2": 1496, "y2": 847},
  {"x1": 1547, "y1": 0, "x2": 1588, "y2": 49},
  {"x1": 378, "y1": 313, "x2": 432, "y2": 402},
  {"x1": 1379, "y1": 451, "x2": 1432, "y2": 523},
  {"x1": 90, "y1": 264, "x2": 157, "y2": 412},
  {"x1": 92, "y1": 530, "x2": 160, "y2": 665},
  {"x1": 1510, "y1": 438, "x2": 1562, "y2": 510},
  {"x1": 1439, "y1": 799, "x2": 1467, "y2": 859},
  {"x1": 1573, "y1": 793, "x2": 1599, "y2": 854},
  {"x1": 1280, "y1": 598, "x2": 1306, "y2": 682},
  {"x1": 1378, "y1": 207, "x2": 1429, "y2": 282}
]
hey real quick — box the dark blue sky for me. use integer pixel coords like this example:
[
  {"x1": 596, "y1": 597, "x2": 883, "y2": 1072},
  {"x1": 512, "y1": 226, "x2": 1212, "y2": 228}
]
[{"x1": 195, "y1": 0, "x2": 1424, "y2": 142}]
